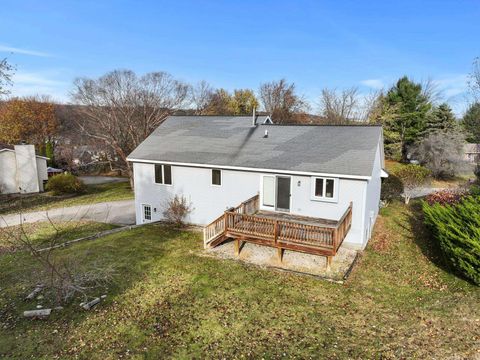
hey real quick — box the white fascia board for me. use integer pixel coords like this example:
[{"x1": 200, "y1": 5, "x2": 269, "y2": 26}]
[
  {"x1": 126, "y1": 158, "x2": 372, "y2": 181},
  {"x1": 0, "y1": 148, "x2": 49, "y2": 160},
  {"x1": 381, "y1": 169, "x2": 389, "y2": 178}
]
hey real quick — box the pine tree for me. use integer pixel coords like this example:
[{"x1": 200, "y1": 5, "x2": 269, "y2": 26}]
[
  {"x1": 424, "y1": 103, "x2": 457, "y2": 134},
  {"x1": 45, "y1": 140, "x2": 55, "y2": 167},
  {"x1": 462, "y1": 102, "x2": 480, "y2": 143},
  {"x1": 382, "y1": 76, "x2": 432, "y2": 161}
]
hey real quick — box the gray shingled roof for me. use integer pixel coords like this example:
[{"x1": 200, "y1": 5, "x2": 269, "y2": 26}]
[{"x1": 127, "y1": 116, "x2": 383, "y2": 177}]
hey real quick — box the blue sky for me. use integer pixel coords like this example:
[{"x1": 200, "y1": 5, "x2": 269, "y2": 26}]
[{"x1": 1, "y1": 0, "x2": 479, "y2": 114}]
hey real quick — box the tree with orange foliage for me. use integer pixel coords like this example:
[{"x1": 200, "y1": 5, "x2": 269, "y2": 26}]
[{"x1": 0, "y1": 96, "x2": 58, "y2": 147}]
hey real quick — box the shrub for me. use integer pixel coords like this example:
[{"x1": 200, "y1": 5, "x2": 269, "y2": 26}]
[
  {"x1": 425, "y1": 189, "x2": 467, "y2": 206},
  {"x1": 475, "y1": 163, "x2": 480, "y2": 184},
  {"x1": 423, "y1": 196, "x2": 480, "y2": 285},
  {"x1": 163, "y1": 195, "x2": 193, "y2": 227},
  {"x1": 392, "y1": 164, "x2": 431, "y2": 204},
  {"x1": 381, "y1": 173, "x2": 404, "y2": 203},
  {"x1": 45, "y1": 173, "x2": 86, "y2": 195},
  {"x1": 411, "y1": 130, "x2": 467, "y2": 179}
]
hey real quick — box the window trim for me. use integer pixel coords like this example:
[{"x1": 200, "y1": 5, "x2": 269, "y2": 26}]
[
  {"x1": 211, "y1": 169, "x2": 222, "y2": 187},
  {"x1": 154, "y1": 164, "x2": 173, "y2": 186},
  {"x1": 142, "y1": 203, "x2": 152, "y2": 222},
  {"x1": 311, "y1": 176, "x2": 338, "y2": 203}
]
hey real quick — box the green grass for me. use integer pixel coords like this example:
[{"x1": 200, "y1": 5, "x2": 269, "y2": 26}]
[
  {"x1": 0, "y1": 201, "x2": 478, "y2": 359},
  {"x1": 0, "y1": 182, "x2": 133, "y2": 215}
]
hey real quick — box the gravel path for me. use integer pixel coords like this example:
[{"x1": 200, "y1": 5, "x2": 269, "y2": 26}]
[{"x1": 207, "y1": 240, "x2": 358, "y2": 281}]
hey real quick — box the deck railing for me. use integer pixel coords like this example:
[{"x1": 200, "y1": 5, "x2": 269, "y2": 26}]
[
  {"x1": 204, "y1": 196, "x2": 352, "y2": 258},
  {"x1": 203, "y1": 194, "x2": 259, "y2": 246},
  {"x1": 224, "y1": 202, "x2": 353, "y2": 256}
]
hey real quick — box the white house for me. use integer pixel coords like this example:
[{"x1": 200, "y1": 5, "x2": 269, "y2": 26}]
[
  {"x1": 464, "y1": 143, "x2": 480, "y2": 163},
  {"x1": 127, "y1": 115, "x2": 386, "y2": 261},
  {"x1": 0, "y1": 144, "x2": 49, "y2": 194}
]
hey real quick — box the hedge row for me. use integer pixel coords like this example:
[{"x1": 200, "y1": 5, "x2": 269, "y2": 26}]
[{"x1": 422, "y1": 196, "x2": 480, "y2": 285}]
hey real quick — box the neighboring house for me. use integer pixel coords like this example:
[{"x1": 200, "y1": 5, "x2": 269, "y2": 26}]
[
  {"x1": 0, "y1": 145, "x2": 49, "y2": 194},
  {"x1": 127, "y1": 115, "x2": 386, "y2": 264},
  {"x1": 464, "y1": 143, "x2": 480, "y2": 163}
]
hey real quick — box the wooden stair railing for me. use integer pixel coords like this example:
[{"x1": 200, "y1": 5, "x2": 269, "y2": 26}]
[{"x1": 203, "y1": 194, "x2": 259, "y2": 248}]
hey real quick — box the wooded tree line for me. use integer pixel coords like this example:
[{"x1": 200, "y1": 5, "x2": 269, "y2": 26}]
[{"x1": 1, "y1": 57, "x2": 480, "y2": 180}]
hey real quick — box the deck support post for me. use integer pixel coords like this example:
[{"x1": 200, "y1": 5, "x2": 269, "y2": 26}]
[
  {"x1": 277, "y1": 248, "x2": 284, "y2": 263},
  {"x1": 235, "y1": 238, "x2": 242, "y2": 256},
  {"x1": 326, "y1": 256, "x2": 333, "y2": 270}
]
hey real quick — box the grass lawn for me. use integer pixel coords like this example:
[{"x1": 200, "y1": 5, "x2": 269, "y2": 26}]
[
  {"x1": 0, "y1": 182, "x2": 133, "y2": 215},
  {"x1": 0, "y1": 201, "x2": 478, "y2": 358},
  {"x1": 0, "y1": 221, "x2": 118, "y2": 253}
]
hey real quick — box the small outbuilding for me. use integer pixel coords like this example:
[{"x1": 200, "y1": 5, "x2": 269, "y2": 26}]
[{"x1": 0, "y1": 144, "x2": 49, "y2": 194}]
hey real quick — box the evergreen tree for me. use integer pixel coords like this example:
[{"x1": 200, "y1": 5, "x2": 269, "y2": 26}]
[
  {"x1": 462, "y1": 102, "x2": 480, "y2": 143},
  {"x1": 424, "y1": 103, "x2": 457, "y2": 134},
  {"x1": 45, "y1": 140, "x2": 54, "y2": 167},
  {"x1": 382, "y1": 76, "x2": 432, "y2": 161}
]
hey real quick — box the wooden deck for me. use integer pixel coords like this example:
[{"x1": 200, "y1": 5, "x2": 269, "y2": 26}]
[{"x1": 204, "y1": 195, "x2": 353, "y2": 267}]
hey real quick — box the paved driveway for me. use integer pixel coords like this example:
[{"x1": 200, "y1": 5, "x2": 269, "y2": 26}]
[
  {"x1": 0, "y1": 200, "x2": 135, "y2": 228},
  {"x1": 78, "y1": 176, "x2": 129, "y2": 185}
]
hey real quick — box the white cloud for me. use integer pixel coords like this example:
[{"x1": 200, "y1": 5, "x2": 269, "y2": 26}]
[
  {"x1": 9, "y1": 70, "x2": 69, "y2": 102},
  {"x1": 433, "y1": 74, "x2": 468, "y2": 99},
  {"x1": 0, "y1": 44, "x2": 51, "y2": 57},
  {"x1": 360, "y1": 79, "x2": 384, "y2": 90}
]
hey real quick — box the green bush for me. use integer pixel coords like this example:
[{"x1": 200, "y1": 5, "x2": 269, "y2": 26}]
[
  {"x1": 46, "y1": 173, "x2": 86, "y2": 195},
  {"x1": 422, "y1": 196, "x2": 480, "y2": 285},
  {"x1": 381, "y1": 173, "x2": 404, "y2": 203}
]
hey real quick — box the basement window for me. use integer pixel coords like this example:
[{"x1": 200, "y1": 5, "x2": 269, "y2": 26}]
[
  {"x1": 311, "y1": 177, "x2": 338, "y2": 202},
  {"x1": 154, "y1": 164, "x2": 172, "y2": 185},
  {"x1": 212, "y1": 169, "x2": 222, "y2": 186}
]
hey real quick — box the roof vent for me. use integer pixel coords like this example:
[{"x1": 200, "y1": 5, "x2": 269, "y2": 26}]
[{"x1": 263, "y1": 129, "x2": 268, "y2": 138}]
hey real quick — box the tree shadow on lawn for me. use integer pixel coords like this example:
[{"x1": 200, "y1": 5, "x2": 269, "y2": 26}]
[{"x1": 398, "y1": 201, "x2": 456, "y2": 278}]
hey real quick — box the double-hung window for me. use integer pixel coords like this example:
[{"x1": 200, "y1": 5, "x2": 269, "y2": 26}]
[
  {"x1": 312, "y1": 177, "x2": 338, "y2": 202},
  {"x1": 154, "y1": 164, "x2": 172, "y2": 185}
]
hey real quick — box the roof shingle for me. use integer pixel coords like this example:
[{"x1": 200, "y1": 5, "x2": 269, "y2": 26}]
[{"x1": 127, "y1": 116, "x2": 383, "y2": 177}]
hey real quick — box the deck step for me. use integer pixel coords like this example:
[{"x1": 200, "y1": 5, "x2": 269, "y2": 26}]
[{"x1": 206, "y1": 234, "x2": 230, "y2": 248}]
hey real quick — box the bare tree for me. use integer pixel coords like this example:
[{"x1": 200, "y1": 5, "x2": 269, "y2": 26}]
[
  {"x1": 71, "y1": 70, "x2": 189, "y2": 185},
  {"x1": 319, "y1": 87, "x2": 385, "y2": 124},
  {"x1": 468, "y1": 57, "x2": 480, "y2": 101},
  {"x1": 421, "y1": 77, "x2": 442, "y2": 104},
  {"x1": 411, "y1": 129, "x2": 468, "y2": 179},
  {"x1": 259, "y1": 79, "x2": 309, "y2": 123},
  {"x1": 190, "y1": 80, "x2": 214, "y2": 115},
  {"x1": 0, "y1": 58, "x2": 14, "y2": 97},
  {"x1": 319, "y1": 87, "x2": 359, "y2": 123},
  {"x1": 0, "y1": 212, "x2": 115, "y2": 305}
]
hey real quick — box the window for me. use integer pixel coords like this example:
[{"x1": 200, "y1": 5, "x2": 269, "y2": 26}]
[
  {"x1": 212, "y1": 169, "x2": 221, "y2": 186},
  {"x1": 143, "y1": 204, "x2": 152, "y2": 221},
  {"x1": 262, "y1": 176, "x2": 275, "y2": 207},
  {"x1": 154, "y1": 164, "x2": 172, "y2": 185},
  {"x1": 312, "y1": 177, "x2": 337, "y2": 202}
]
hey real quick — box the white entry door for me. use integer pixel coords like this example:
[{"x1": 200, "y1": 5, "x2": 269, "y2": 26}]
[{"x1": 142, "y1": 204, "x2": 152, "y2": 223}]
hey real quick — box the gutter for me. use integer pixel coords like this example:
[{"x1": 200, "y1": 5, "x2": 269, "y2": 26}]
[{"x1": 126, "y1": 157, "x2": 372, "y2": 181}]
